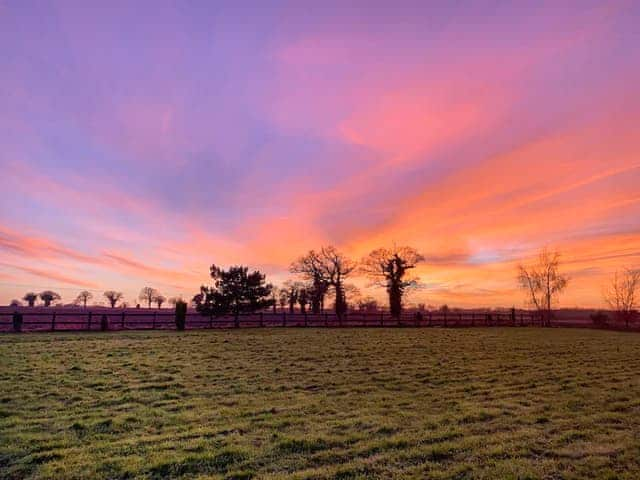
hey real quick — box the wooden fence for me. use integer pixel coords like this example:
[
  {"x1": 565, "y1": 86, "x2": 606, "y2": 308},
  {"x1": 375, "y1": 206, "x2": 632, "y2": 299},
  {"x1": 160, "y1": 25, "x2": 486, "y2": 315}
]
[{"x1": 0, "y1": 309, "x2": 541, "y2": 333}]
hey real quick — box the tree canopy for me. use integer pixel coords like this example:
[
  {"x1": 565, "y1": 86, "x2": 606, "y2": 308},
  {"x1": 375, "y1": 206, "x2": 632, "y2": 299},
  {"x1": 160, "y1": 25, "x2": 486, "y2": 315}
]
[
  {"x1": 291, "y1": 246, "x2": 355, "y2": 317},
  {"x1": 75, "y1": 291, "x2": 93, "y2": 308},
  {"x1": 139, "y1": 287, "x2": 158, "y2": 308},
  {"x1": 195, "y1": 265, "x2": 274, "y2": 319},
  {"x1": 517, "y1": 248, "x2": 568, "y2": 326},
  {"x1": 360, "y1": 245, "x2": 424, "y2": 317},
  {"x1": 39, "y1": 291, "x2": 61, "y2": 307},
  {"x1": 104, "y1": 291, "x2": 123, "y2": 308}
]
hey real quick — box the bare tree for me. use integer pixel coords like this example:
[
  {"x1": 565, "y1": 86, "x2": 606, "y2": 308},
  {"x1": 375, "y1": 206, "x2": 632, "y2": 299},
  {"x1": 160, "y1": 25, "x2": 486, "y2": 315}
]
[
  {"x1": 292, "y1": 246, "x2": 355, "y2": 317},
  {"x1": 75, "y1": 291, "x2": 93, "y2": 308},
  {"x1": 290, "y1": 250, "x2": 330, "y2": 313},
  {"x1": 298, "y1": 287, "x2": 309, "y2": 314},
  {"x1": 325, "y1": 282, "x2": 360, "y2": 313},
  {"x1": 281, "y1": 280, "x2": 304, "y2": 313},
  {"x1": 23, "y1": 292, "x2": 38, "y2": 307},
  {"x1": 357, "y1": 296, "x2": 379, "y2": 312},
  {"x1": 517, "y1": 248, "x2": 569, "y2": 326},
  {"x1": 39, "y1": 291, "x2": 61, "y2": 307},
  {"x1": 153, "y1": 294, "x2": 166, "y2": 308},
  {"x1": 104, "y1": 291, "x2": 124, "y2": 308},
  {"x1": 604, "y1": 268, "x2": 640, "y2": 328},
  {"x1": 319, "y1": 246, "x2": 356, "y2": 317},
  {"x1": 139, "y1": 287, "x2": 158, "y2": 308},
  {"x1": 360, "y1": 245, "x2": 424, "y2": 318},
  {"x1": 270, "y1": 287, "x2": 279, "y2": 313},
  {"x1": 278, "y1": 288, "x2": 288, "y2": 312}
]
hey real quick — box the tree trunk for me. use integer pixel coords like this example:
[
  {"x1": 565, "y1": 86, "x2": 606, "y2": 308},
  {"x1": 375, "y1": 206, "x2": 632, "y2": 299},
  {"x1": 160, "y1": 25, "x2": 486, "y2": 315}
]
[
  {"x1": 335, "y1": 283, "x2": 347, "y2": 318},
  {"x1": 389, "y1": 283, "x2": 402, "y2": 318}
]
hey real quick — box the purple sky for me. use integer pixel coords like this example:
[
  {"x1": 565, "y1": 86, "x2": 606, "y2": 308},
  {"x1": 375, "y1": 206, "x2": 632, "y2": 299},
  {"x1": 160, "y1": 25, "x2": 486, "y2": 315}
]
[{"x1": 1, "y1": 1, "x2": 640, "y2": 307}]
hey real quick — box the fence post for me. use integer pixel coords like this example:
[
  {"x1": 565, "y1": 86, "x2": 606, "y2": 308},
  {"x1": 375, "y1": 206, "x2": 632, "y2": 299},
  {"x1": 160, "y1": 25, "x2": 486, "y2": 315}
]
[
  {"x1": 209, "y1": 314, "x2": 213, "y2": 329},
  {"x1": 51, "y1": 312, "x2": 56, "y2": 331},
  {"x1": 304, "y1": 312, "x2": 308, "y2": 327},
  {"x1": 444, "y1": 310, "x2": 447, "y2": 327},
  {"x1": 152, "y1": 311, "x2": 157, "y2": 329},
  {"x1": 471, "y1": 312, "x2": 475, "y2": 327},
  {"x1": 283, "y1": 312, "x2": 286, "y2": 327},
  {"x1": 121, "y1": 311, "x2": 125, "y2": 329},
  {"x1": 87, "y1": 311, "x2": 92, "y2": 331},
  {"x1": 260, "y1": 312, "x2": 264, "y2": 327},
  {"x1": 459, "y1": 312, "x2": 462, "y2": 327},
  {"x1": 380, "y1": 312, "x2": 384, "y2": 327},
  {"x1": 324, "y1": 312, "x2": 328, "y2": 327}
]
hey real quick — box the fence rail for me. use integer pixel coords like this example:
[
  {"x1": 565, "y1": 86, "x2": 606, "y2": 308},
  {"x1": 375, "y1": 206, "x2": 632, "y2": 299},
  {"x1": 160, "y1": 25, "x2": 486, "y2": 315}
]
[{"x1": 0, "y1": 309, "x2": 543, "y2": 333}]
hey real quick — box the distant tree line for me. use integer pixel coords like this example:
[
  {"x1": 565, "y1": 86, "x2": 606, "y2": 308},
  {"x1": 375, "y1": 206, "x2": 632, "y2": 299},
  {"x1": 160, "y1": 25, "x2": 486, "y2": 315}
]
[
  {"x1": 9, "y1": 245, "x2": 639, "y2": 329},
  {"x1": 517, "y1": 247, "x2": 639, "y2": 327},
  {"x1": 15, "y1": 286, "x2": 171, "y2": 309},
  {"x1": 192, "y1": 244, "x2": 425, "y2": 320}
]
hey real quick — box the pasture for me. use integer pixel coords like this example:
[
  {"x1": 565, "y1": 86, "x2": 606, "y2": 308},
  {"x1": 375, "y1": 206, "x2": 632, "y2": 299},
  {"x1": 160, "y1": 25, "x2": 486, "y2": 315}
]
[{"x1": 1, "y1": 328, "x2": 639, "y2": 479}]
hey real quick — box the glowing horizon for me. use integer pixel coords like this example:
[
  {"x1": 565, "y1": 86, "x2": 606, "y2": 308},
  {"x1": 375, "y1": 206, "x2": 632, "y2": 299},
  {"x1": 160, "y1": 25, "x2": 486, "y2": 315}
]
[{"x1": 1, "y1": 1, "x2": 639, "y2": 308}]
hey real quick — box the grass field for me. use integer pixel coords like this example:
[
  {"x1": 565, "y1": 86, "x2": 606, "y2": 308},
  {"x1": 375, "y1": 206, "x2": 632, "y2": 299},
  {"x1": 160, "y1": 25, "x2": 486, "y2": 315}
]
[{"x1": 1, "y1": 328, "x2": 640, "y2": 479}]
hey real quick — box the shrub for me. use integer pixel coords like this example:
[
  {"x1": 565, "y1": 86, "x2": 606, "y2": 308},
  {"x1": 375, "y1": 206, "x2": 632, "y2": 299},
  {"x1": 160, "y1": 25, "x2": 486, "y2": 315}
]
[
  {"x1": 12, "y1": 312, "x2": 23, "y2": 332},
  {"x1": 100, "y1": 314, "x2": 109, "y2": 332},
  {"x1": 590, "y1": 311, "x2": 609, "y2": 327},
  {"x1": 175, "y1": 301, "x2": 187, "y2": 331}
]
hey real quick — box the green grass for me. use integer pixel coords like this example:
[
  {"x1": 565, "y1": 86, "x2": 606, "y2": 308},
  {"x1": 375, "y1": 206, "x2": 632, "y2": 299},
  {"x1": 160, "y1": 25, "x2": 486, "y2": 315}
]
[{"x1": 1, "y1": 328, "x2": 640, "y2": 479}]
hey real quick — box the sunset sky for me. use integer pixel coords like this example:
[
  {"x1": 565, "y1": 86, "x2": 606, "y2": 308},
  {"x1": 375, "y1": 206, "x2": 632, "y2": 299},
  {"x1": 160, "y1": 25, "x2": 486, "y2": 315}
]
[{"x1": 1, "y1": 1, "x2": 639, "y2": 308}]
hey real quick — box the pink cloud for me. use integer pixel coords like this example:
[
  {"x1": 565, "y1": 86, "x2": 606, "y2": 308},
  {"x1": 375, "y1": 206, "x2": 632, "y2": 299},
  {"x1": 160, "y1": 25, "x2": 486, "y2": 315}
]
[{"x1": 0, "y1": 262, "x2": 99, "y2": 289}]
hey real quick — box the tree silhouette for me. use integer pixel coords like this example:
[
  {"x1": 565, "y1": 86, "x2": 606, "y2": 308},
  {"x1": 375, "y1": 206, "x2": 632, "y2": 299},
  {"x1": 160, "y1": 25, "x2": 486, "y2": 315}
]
[
  {"x1": 194, "y1": 265, "x2": 274, "y2": 323},
  {"x1": 319, "y1": 246, "x2": 356, "y2": 317},
  {"x1": 290, "y1": 250, "x2": 330, "y2": 313},
  {"x1": 139, "y1": 287, "x2": 158, "y2": 308},
  {"x1": 9, "y1": 299, "x2": 22, "y2": 307},
  {"x1": 104, "y1": 291, "x2": 124, "y2": 308},
  {"x1": 23, "y1": 292, "x2": 37, "y2": 307},
  {"x1": 291, "y1": 246, "x2": 355, "y2": 317},
  {"x1": 191, "y1": 293, "x2": 203, "y2": 308},
  {"x1": 517, "y1": 248, "x2": 569, "y2": 326},
  {"x1": 327, "y1": 283, "x2": 360, "y2": 313},
  {"x1": 282, "y1": 280, "x2": 305, "y2": 313},
  {"x1": 75, "y1": 291, "x2": 93, "y2": 308},
  {"x1": 153, "y1": 294, "x2": 166, "y2": 308},
  {"x1": 357, "y1": 296, "x2": 379, "y2": 312},
  {"x1": 39, "y1": 291, "x2": 61, "y2": 307},
  {"x1": 278, "y1": 288, "x2": 288, "y2": 311},
  {"x1": 270, "y1": 287, "x2": 279, "y2": 313},
  {"x1": 604, "y1": 268, "x2": 640, "y2": 328},
  {"x1": 298, "y1": 287, "x2": 308, "y2": 314},
  {"x1": 360, "y1": 245, "x2": 424, "y2": 318}
]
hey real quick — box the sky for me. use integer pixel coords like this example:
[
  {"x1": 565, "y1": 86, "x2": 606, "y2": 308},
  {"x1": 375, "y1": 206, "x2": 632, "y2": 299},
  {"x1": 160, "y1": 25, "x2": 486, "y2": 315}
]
[{"x1": 1, "y1": 1, "x2": 639, "y2": 308}]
